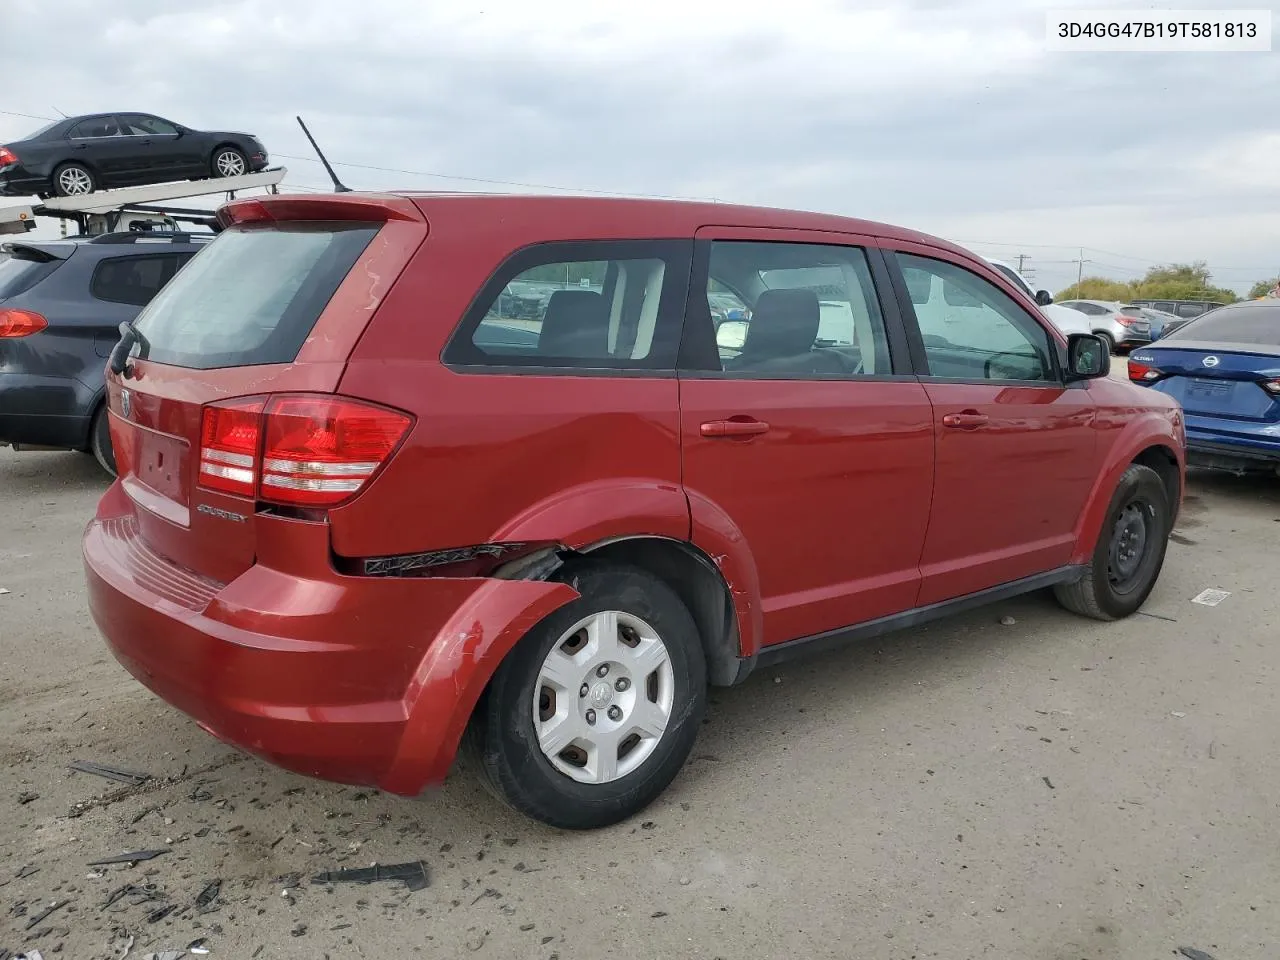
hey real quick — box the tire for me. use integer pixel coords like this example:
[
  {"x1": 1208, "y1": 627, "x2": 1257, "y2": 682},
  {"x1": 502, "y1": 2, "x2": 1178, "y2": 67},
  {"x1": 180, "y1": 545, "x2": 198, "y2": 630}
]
[
  {"x1": 1095, "y1": 331, "x2": 1116, "y2": 354},
  {"x1": 52, "y1": 162, "x2": 96, "y2": 197},
  {"x1": 1054, "y1": 464, "x2": 1170, "y2": 621},
  {"x1": 465, "y1": 561, "x2": 707, "y2": 829},
  {"x1": 211, "y1": 146, "x2": 248, "y2": 178},
  {"x1": 89, "y1": 406, "x2": 117, "y2": 477}
]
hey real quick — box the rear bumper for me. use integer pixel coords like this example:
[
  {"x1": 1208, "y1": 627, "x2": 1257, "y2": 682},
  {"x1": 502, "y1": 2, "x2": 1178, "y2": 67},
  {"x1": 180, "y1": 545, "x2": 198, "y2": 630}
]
[
  {"x1": 0, "y1": 372, "x2": 96, "y2": 448},
  {"x1": 1185, "y1": 415, "x2": 1280, "y2": 469},
  {"x1": 83, "y1": 482, "x2": 577, "y2": 793},
  {"x1": 0, "y1": 166, "x2": 49, "y2": 197}
]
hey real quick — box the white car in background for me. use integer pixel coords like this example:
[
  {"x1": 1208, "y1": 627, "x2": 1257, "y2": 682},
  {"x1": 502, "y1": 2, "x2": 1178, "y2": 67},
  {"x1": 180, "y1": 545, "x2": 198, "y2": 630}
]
[{"x1": 985, "y1": 257, "x2": 1091, "y2": 337}]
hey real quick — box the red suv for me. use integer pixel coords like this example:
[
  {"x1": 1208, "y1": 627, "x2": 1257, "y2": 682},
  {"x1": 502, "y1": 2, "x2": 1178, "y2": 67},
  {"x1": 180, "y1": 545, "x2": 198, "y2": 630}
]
[{"x1": 83, "y1": 193, "x2": 1185, "y2": 829}]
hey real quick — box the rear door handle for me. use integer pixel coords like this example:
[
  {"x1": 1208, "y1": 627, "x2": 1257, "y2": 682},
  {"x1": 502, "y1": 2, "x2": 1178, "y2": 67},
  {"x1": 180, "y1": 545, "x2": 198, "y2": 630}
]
[
  {"x1": 700, "y1": 419, "x2": 770, "y2": 438},
  {"x1": 941, "y1": 411, "x2": 989, "y2": 429}
]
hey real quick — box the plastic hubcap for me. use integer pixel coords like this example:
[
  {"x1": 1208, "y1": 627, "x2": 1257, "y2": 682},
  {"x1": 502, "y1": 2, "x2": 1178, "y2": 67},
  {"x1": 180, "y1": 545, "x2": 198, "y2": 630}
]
[{"x1": 533, "y1": 610, "x2": 675, "y2": 784}]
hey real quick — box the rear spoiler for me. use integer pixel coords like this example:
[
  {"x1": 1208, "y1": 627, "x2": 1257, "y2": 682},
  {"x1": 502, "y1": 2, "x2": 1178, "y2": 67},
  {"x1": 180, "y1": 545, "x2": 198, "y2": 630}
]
[
  {"x1": 217, "y1": 193, "x2": 426, "y2": 229},
  {"x1": 0, "y1": 241, "x2": 71, "y2": 262}
]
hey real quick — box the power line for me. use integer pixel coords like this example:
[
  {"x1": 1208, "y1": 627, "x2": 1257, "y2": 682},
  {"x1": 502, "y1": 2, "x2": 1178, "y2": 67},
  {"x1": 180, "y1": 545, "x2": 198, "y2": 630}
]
[{"x1": 270, "y1": 152, "x2": 717, "y2": 201}]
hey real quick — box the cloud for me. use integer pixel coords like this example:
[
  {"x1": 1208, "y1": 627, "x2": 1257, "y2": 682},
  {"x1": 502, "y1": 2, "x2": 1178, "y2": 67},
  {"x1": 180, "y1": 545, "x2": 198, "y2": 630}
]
[{"x1": 3, "y1": 0, "x2": 1277, "y2": 292}]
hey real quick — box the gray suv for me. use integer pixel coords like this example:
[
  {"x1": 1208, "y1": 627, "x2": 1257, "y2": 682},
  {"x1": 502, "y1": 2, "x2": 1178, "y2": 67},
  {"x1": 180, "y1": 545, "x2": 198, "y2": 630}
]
[
  {"x1": 0, "y1": 231, "x2": 210, "y2": 473},
  {"x1": 1055, "y1": 299, "x2": 1152, "y2": 353}
]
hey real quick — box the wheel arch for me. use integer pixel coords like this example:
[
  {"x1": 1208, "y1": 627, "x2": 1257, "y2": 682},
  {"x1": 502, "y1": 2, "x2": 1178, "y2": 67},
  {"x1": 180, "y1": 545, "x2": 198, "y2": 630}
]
[
  {"x1": 576, "y1": 535, "x2": 744, "y2": 687},
  {"x1": 1070, "y1": 415, "x2": 1185, "y2": 564}
]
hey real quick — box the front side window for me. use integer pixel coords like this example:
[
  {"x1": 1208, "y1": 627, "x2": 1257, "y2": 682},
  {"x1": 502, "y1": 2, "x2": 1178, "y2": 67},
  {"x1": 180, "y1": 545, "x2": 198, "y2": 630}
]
[
  {"x1": 449, "y1": 241, "x2": 689, "y2": 369},
  {"x1": 695, "y1": 241, "x2": 892, "y2": 378},
  {"x1": 898, "y1": 253, "x2": 1055, "y2": 382},
  {"x1": 120, "y1": 114, "x2": 179, "y2": 136}
]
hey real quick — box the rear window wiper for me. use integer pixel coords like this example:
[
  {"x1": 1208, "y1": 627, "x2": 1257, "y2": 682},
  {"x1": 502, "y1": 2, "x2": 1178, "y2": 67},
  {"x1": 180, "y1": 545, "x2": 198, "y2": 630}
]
[{"x1": 109, "y1": 319, "x2": 150, "y2": 376}]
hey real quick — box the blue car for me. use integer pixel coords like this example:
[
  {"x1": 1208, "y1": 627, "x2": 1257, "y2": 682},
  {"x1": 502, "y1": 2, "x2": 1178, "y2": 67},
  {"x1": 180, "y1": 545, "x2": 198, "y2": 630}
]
[{"x1": 1128, "y1": 299, "x2": 1280, "y2": 474}]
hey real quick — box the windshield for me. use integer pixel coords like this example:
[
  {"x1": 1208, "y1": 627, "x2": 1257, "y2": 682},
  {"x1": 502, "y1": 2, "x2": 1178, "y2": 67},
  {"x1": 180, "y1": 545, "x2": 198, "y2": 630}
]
[
  {"x1": 133, "y1": 221, "x2": 378, "y2": 369},
  {"x1": 990, "y1": 262, "x2": 1034, "y2": 298},
  {"x1": 1165, "y1": 304, "x2": 1280, "y2": 346}
]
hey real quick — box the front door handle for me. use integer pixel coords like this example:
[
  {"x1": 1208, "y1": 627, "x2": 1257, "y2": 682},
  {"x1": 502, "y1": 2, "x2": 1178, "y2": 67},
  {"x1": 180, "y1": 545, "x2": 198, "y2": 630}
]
[
  {"x1": 700, "y1": 418, "x2": 770, "y2": 438},
  {"x1": 941, "y1": 411, "x2": 989, "y2": 429}
]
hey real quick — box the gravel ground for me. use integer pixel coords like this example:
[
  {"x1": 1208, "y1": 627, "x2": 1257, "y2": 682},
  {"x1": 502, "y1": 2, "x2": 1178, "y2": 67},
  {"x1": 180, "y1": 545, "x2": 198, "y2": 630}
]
[{"x1": 2, "y1": 443, "x2": 1278, "y2": 960}]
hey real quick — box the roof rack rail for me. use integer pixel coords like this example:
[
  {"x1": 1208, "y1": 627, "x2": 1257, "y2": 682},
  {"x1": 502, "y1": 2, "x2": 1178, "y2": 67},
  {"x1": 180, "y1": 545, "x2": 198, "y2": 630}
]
[{"x1": 85, "y1": 231, "x2": 214, "y2": 244}]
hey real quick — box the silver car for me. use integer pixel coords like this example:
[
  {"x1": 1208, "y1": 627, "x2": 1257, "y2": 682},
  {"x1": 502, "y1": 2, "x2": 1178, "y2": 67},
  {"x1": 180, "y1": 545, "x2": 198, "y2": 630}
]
[{"x1": 1055, "y1": 299, "x2": 1152, "y2": 352}]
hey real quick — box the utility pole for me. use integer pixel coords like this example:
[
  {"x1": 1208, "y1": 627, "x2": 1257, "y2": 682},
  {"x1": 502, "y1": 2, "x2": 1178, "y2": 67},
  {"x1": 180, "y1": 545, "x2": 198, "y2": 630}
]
[
  {"x1": 1016, "y1": 254, "x2": 1028, "y2": 273},
  {"x1": 1076, "y1": 247, "x2": 1085, "y2": 292}
]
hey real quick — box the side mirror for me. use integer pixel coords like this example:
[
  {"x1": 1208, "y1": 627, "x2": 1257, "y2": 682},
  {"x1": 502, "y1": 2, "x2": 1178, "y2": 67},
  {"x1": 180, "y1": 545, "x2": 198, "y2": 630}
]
[
  {"x1": 1036, "y1": 289, "x2": 1053, "y2": 306},
  {"x1": 1065, "y1": 333, "x2": 1109, "y2": 381},
  {"x1": 716, "y1": 319, "x2": 748, "y2": 350}
]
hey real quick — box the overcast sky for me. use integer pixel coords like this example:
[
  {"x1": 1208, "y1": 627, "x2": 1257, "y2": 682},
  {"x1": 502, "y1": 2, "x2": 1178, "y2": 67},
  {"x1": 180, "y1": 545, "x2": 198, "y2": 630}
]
[{"x1": 3, "y1": 0, "x2": 1278, "y2": 293}]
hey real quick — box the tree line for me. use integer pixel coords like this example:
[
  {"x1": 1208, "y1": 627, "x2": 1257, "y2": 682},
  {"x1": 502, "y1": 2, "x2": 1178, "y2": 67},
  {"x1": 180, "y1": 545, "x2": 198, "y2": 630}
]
[{"x1": 1055, "y1": 262, "x2": 1278, "y2": 304}]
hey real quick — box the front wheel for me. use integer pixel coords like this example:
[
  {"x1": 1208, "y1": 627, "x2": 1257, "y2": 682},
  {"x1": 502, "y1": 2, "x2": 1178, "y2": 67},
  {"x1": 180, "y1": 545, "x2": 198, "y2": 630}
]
[
  {"x1": 1054, "y1": 463, "x2": 1170, "y2": 621},
  {"x1": 465, "y1": 562, "x2": 706, "y2": 829},
  {"x1": 211, "y1": 147, "x2": 248, "y2": 178}
]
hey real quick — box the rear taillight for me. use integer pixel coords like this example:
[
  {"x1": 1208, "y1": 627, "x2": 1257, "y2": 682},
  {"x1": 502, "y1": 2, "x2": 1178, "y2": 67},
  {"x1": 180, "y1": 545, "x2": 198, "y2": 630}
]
[
  {"x1": 197, "y1": 394, "x2": 411, "y2": 507},
  {"x1": 1128, "y1": 358, "x2": 1164, "y2": 383},
  {"x1": 1116, "y1": 314, "x2": 1136, "y2": 327},
  {"x1": 0, "y1": 146, "x2": 18, "y2": 166},
  {"x1": 199, "y1": 398, "x2": 265, "y2": 497},
  {"x1": 0, "y1": 308, "x2": 47, "y2": 338},
  {"x1": 260, "y1": 396, "x2": 411, "y2": 507},
  {"x1": 1262, "y1": 379, "x2": 1280, "y2": 396}
]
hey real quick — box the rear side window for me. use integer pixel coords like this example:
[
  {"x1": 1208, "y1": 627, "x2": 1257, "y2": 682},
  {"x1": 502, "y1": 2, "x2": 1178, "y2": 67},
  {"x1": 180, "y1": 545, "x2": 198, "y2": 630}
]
[
  {"x1": 91, "y1": 254, "x2": 191, "y2": 307},
  {"x1": 446, "y1": 240, "x2": 691, "y2": 370},
  {"x1": 134, "y1": 222, "x2": 377, "y2": 370},
  {"x1": 1166, "y1": 304, "x2": 1280, "y2": 345},
  {"x1": 0, "y1": 250, "x2": 64, "y2": 299}
]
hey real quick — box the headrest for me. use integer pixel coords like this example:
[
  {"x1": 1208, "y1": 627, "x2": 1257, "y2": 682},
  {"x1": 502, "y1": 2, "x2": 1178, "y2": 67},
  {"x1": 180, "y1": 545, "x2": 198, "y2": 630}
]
[
  {"x1": 539, "y1": 290, "x2": 608, "y2": 359},
  {"x1": 741, "y1": 288, "x2": 820, "y2": 358}
]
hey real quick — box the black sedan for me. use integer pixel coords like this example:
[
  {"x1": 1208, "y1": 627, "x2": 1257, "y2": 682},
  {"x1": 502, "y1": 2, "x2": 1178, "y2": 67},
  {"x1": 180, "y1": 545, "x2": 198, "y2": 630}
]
[{"x1": 0, "y1": 113, "x2": 269, "y2": 198}]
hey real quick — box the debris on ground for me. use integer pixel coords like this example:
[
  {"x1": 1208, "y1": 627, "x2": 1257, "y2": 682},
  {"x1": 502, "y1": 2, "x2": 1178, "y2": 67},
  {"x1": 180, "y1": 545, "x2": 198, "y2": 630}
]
[
  {"x1": 15, "y1": 865, "x2": 38, "y2": 879},
  {"x1": 1041, "y1": 776, "x2": 1055, "y2": 790},
  {"x1": 999, "y1": 615, "x2": 1016, "y2": 626},
  {"x1": 1172, "y1": 711, "x2": 1187, "y2": 718},
  {"x1": 24, "y1": 899, "x2": 68, "y2": 930},
  {"x1": 68, "y1": 760, "x2": 152, "y2": 787},
  {"x1": 17, "y1": 791, "x2": 38, "y2": 805},
  {"x1": 88, "y1": 849, "x2": 169, "y2": 866},
  {"x1": 311, "y1": 860, "x2": 429, "y2": 892},
  {"x1": 0, "y1": 587, "x2": 10, "y2": 595},
  {"x1": 15, "y1": 951, "x2": 45, "y2": 960},
  {"x1": 142, "y1": 951, "x2": 184, "y2": 960},
  {"x1": 194, "y1": 880, "x2": 221, "y2": 909},
  {"x1": 1178, "y1": 948, "x2": 1217, "y2": 960},
  {"x1": 186, "y1": 938, "x2": 209, "y2": 955},
  {"x1": 1190, "y1": 588, "x2": 1230, "y2": 607}
]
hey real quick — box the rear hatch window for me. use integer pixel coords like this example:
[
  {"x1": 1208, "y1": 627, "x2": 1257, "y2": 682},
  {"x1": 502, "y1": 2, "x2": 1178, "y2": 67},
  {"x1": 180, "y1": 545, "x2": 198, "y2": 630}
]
[
  {"x1": 133, "y1": 222, "x2": 378, "y2": 369},
  {"x1": 0, "y1": 246, "x2": 65, "y2": 299}
]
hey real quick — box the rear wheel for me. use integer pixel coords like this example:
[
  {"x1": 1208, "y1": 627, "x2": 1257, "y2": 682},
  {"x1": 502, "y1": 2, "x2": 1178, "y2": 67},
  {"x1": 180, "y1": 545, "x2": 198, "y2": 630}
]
[
  {"x1": 53, "y1": 162, "x2": 96, "y2": 197},
  {"x1": 211, "y1": 147, "x2": 248, "y2": 178},
  {"x1": 1054, "y1": 464, "x2": 1170, "y2": 621},
  {"x1": 465, "y1": 562, "x2": 706, "y2": 829},
  {"x1": 89, "y1": 406, "x2": 117, "y2": 477},
  {"x1": 1094, "y1": 330, "x2": 1116, "y2": 354}
]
